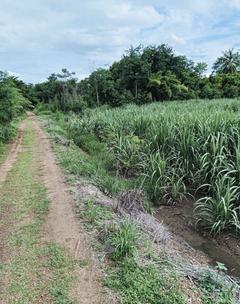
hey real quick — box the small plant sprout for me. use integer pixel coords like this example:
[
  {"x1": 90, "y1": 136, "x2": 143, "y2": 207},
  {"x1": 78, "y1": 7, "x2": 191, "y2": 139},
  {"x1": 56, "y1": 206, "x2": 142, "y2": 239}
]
[{"x1": 215, "y1": 262, "x2": 228, "y2": 274}]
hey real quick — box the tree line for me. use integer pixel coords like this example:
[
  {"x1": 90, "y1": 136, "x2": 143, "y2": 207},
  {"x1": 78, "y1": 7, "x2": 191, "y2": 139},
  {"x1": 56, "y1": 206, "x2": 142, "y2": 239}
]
[
  {"x1": 1, "y1": 45, "x2": 240, "y2": 116},
  {"x1": 34, "y1": 45, "x2": 240, "y2": 111}
]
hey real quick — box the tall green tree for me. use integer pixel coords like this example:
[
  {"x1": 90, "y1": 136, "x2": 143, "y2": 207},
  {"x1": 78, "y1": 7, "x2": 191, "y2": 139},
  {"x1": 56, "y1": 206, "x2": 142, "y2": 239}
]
[
  {"x1": 34, "y1": 69, "x2": 85, "y2": 112},
  {"x1": 114, "y1": 46, "x2": 150, "y2": 100},
  {"x1": 213, "y1": 49, "x2": 240, "y2": 74},
  {"x1": 148, "y1": 72, "x2": 188, "y2": 101},
  {"x1": 30, "y1": 45, "x2": 240, "y2": 109}
]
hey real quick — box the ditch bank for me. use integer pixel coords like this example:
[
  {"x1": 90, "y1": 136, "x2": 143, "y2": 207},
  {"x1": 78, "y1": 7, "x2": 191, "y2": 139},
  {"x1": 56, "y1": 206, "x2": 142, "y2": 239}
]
[
  {"x1": 71, "y1": 169, "x2": 240, "y2": 279},
  {"x1": 72, "y1": 180, "x2": 240, "y2": 290},
  {"x1": 155, "y1": 200, "x2": 240, "y2": 277}
]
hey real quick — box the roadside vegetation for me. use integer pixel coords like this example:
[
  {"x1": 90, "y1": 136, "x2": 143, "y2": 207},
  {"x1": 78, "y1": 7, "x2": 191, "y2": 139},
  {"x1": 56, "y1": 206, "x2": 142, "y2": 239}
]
[
  {"x1": 40, "y1": 111, "x2": 240, "y2": 304},
  {"x1": 40, "y1": 98, "x2": 240, "y2": 236},
  {"x1": 0, "y1": 71, "x2": 29, "y2": 166},
  {"x1": 0, "y1": 143, "x2": 8, "y2": 165},
  {"x1": 0, "y1": 71, "x2": 29, "y2": 143}
]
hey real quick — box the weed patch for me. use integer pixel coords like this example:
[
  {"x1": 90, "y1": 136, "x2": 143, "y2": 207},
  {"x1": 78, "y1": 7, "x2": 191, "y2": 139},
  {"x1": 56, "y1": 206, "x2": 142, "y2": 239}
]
[
  {"x1": 80, "y1": 199, "x2": 113, "y2": 226},
  {"x1": 106, "y1": 259, "x2": 186, "y2": 304},
  {"x1": 107, "y1": 219, "x2": 138, "y2": 261}
]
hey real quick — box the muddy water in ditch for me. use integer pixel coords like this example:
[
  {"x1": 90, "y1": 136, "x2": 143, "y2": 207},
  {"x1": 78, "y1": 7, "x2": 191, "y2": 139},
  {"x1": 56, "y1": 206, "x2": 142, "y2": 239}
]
[{"x1": 155, "y1": 201, "x2": 240, "y2": 277}]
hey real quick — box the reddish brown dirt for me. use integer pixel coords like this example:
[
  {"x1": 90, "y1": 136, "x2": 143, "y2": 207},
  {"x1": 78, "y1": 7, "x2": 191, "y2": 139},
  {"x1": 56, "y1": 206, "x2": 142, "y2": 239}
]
[{"x1": 29, "y1": 113, "x2": 114, "y2": 304}]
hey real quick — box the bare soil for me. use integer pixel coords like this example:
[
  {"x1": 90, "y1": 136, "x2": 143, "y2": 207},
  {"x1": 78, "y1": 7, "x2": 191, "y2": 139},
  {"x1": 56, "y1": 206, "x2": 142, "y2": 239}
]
[{"x1": 155, "y1": 199, "x2": 240, "y2": 277}]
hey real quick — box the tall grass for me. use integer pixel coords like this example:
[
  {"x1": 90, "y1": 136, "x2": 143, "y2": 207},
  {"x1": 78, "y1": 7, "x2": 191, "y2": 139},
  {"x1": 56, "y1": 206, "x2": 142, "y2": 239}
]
[{"x1": 52, "y1": 99, "x2": 240, "y2": 235}]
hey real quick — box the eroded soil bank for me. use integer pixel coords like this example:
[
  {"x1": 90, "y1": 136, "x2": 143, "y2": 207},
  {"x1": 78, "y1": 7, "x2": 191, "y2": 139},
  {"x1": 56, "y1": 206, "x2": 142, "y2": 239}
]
[{"x1": 155, "y1": 200, "x2": 240, "y2": 277}]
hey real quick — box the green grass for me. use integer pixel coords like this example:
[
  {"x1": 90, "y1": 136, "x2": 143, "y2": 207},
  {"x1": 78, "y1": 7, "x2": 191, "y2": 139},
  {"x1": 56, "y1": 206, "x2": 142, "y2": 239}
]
[
  {"x1": 42, "y1": 98, "x2": 240, "y2": 235},
  {"x1": 0, "y1": 114, "x2": 27, "y2": 166},
  {"x1": 52, "y1": 131, "x2": 137, "y2": 196},
  {"x1": 66, "y1": 192, "x2": 188, "y2": 303},
  {"x1": 80, "y1": 200, "x2": 187, "y2": 304},
  {"x1": 0, "y1": 142, "x2": 8, "y2": 165},
  {"x1": 80, "y1": 199, "x2": 113, "y2": 226},
  {"x1": 39, "y1": 106, "x2": 239, "y2": 304},
  {"x1": 107, "y1": 219, "x2": 138, "y2": 261},
  {"x1": 0, "y1": 124, "x2": 76, "y2": 304},
  {"x1": 106, "y1": 259, "x2": 186, "y2": 304},
  {"x1": 41, "y1": 244, "x2": 76, "y2": 304},
  {"x1": 197, "y1": 269, "x2": 235, "y2": 304}
]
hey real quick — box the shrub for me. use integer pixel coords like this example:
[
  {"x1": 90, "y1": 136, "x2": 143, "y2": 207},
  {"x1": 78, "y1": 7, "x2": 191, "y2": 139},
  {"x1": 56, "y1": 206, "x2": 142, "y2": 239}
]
[{"x1": 0, "y1": 76, "x2": 29, "y2": 142}]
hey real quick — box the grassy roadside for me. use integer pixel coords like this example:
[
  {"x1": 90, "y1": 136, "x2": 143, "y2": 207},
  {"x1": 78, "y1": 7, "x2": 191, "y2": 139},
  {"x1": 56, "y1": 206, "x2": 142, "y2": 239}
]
[
  {"x1": 0, "y1": 115, "x2": 26, "y2": 166},
  {"x1": 82, "y1": 201, "x2": 186, "y2": 304},
  {"x1": 41, "y1": 114, "x2": 239, "y2": 304},
  {"x1": 39, "y1": 111, "x2": 138, "y2": 197},
  {"x1": 39, "y1": 116, "x2": 189, "y2": 303},
  {"x1": 0, "y1": 123, "x2": 76, "y2": 304}
]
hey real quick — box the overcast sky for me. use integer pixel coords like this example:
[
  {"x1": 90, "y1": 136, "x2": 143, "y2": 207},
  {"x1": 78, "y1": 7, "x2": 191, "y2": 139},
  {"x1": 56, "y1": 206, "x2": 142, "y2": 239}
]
[{"x1": 1, "y1": 0, "x2": 240, "y2": 83}]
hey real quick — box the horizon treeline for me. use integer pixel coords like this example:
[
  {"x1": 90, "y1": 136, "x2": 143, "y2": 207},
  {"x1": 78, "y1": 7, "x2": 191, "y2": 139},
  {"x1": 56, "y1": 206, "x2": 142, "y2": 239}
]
[{"x1": 2, "y1": 44, "x2": 240, "y2": 113}]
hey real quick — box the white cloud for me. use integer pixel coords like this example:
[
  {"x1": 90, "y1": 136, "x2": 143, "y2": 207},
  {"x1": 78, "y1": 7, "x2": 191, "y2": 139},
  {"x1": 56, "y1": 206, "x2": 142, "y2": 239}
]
[
  {"x1": 106, "y1": 2, "x2": 163, "y2": 27},
  {"x1": 170, "y1": 34, "x2": 186, "y2": 45},
  {"x1": 0, "y1": 0, "x2": 240, "y2": 82}
]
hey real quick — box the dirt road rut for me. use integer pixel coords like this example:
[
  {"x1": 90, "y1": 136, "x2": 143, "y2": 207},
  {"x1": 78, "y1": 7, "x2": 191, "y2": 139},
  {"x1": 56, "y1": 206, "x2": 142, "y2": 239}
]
[{"x1": 0, "y1": 114, "x2": 111, "y2": 304}]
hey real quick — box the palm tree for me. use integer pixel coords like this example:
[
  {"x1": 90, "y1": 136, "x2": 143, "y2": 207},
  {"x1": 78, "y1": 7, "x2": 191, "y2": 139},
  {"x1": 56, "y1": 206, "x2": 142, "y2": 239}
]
[{"x1": 213, "y1": 49, "x2": 240, "y2": 74}]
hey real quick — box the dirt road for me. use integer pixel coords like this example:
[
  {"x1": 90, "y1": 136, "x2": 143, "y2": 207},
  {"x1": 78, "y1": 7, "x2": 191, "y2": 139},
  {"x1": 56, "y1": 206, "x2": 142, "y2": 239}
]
[{"x1": 0, "y1": 114, "x2": 111, "y2": 303}]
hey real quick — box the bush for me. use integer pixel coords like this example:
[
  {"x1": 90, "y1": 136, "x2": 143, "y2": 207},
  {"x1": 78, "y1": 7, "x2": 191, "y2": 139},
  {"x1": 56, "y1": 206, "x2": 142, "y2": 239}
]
[{"x1": 0, "y1": 76, "x2": 29, "y2": 142}]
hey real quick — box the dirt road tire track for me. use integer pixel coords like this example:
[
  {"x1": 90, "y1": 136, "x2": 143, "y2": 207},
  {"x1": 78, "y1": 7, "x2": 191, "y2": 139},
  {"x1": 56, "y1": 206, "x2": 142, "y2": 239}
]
[
  {"x1": 30, "y1": 113, "x2": 111, "y2": 304},
  {"x1": 0, "y1": 114, "x2": 113, "y2": 304},
  {"x1": 0, "y1": 120, "x2": 28, "y2": 268}
]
